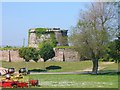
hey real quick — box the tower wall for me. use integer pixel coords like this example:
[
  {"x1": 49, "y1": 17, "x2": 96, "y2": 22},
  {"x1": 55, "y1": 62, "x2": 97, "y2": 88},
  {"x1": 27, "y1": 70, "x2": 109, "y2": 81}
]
[{"x1": 28, "y1": 28, "x2": 68, "y2": 47}]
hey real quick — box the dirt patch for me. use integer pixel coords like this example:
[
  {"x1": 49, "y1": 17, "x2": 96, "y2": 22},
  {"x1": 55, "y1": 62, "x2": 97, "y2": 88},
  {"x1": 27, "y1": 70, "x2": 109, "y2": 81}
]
[
  {"x1": 82, "y1": 67, "x2": 105, "y2": 72},
  {"x1": 102, "y1": 62, "x2": 114, "y2": 65}
]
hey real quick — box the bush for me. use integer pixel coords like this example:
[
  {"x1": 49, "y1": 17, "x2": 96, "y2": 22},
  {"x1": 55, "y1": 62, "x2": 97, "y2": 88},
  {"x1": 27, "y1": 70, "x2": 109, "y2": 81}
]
[
  {"x1": 35, "y1": 28, "x2": 47, "y2": 37},
  {"x1": 39, "y1": 42, "x2": 55, "y2": 62},
  {"x1": 19, "y1": 47, "x2": 40, "y2": 62},
  {"x1": 107, "y1": 40, "x2": 120, "y2": 63},
  {"x1": 109, "y1": 58, "x2": 114, "y2": 62},
  {"x1": 99, "y1": 58, "x2": 107, "y2": 62}
]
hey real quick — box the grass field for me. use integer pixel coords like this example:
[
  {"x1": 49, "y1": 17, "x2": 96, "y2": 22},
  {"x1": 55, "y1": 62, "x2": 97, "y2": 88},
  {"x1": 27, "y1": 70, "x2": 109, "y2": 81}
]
[
  {"x1": 29, "y1": 74, "x2": 118, "y2": 88},
  {"x1": 1, "y1": 61, "x2": 119, "y2": 73},
  {"x1": 0, "y1": 74, "x2": 118, "y2": 88},
  {"x1": 2, "y1": 61, "x2": 92, "y2": 72},
  {"x1": 1, "y1": 61, "x2": 119, "y2": 88}
]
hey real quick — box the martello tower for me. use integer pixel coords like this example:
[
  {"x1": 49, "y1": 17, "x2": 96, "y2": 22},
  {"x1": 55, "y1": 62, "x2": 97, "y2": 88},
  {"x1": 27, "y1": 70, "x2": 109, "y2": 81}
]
[{"x1": 28, "y1": 28, "x2": 68, "y2": 48}]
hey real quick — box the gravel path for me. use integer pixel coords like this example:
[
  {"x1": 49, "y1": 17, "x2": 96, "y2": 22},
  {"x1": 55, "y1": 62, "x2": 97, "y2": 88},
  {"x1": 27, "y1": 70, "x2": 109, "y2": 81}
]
[
  {"x1": 30, "y1": 71, "x2": 91, "y2": 75},
  {"x1": 29, "y1": 67, "x2": 95, "y2": 75}
]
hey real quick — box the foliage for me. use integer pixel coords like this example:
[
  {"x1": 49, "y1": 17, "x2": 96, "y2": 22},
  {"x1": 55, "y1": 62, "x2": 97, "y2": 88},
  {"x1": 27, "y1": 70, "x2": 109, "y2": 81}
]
[
  {"x1": 38, "y1": 41, "x2": 46, "y2": 49},
  {"x1": 19, "y1": 47, "x2": 40, "y2": 62},
  {"x1": 115, "y1": 33, "x2": 120, "y2": 51},
  {"x1": 99, "y1": 33, "x2": 120, "y2": 63},
  {"x1": 50, "y1": 32, "x2": 57, "y2": 47},
  {"x1": 35, "y1": 29, "x2": 57, "y2": 47},
  {"x1": 38, "y1": 32, "x2": 57, "y2": 48},
  {"x1": 99, "y1": 57, "x2": 114, "y2": 62},
  {"x1": 69, "y1": 2, "x2": 117, "y2": 74},
  {"x1": 0, "y1": 46, "x2": 20, "y2": 50},
  {"x1": 55, "y1": 46, "x2": 75, "y2": 49},
  {"x1": 32, "y1": 49, "x2": 40, "y2": 62},
  {"x1": 107, "y1": 33, "x2": 120, "y2": 63},
  {"x1": 39, "y1": 42, "x2": 55, "y2": 62},
  {"x1": 4, "y1": 45, "x2": 12, "y2": 48},
  {"x1": 35, "y1": 28, "x2": 47, "y2": 37}
]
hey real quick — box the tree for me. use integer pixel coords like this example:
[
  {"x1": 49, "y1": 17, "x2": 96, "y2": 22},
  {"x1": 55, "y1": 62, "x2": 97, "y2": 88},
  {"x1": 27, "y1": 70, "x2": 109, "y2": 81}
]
[
  {"x1": 31, "y1": 48, "x2": 40, "y2": 62},
  {"x1": 19, "y1": 47, "x2": 40, "y2": 62},
  {"x1": 107, "y1": 33, "x2": 120, "y2": 63},
  {"x1": 69, "y1": 2, "x2": 117, "y2": 74},
  {"x1": 39, "y1": 42, "x2": 55, "y2": 69},
  {"x1": 115, "y1": 33, "x2": 120, "y2": 63}
]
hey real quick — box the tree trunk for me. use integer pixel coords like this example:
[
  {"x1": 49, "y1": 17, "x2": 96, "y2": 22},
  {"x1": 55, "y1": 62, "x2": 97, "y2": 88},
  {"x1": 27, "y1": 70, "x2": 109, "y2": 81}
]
[{"x1": 92, "y1": 59, "x2": 98, "y2": 74}]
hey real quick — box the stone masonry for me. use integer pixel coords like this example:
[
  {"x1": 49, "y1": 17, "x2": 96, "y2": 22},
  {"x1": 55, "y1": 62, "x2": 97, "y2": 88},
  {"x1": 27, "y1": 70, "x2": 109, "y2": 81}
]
[
  {"x1": 0, "y1": 48, "x2": 80, "y2": 62},
  {"x1": 0, "y1": 50, "x2": 24, "y2": 62},
  {"x1": 28, "y1": 28, "x2": 68, "y2": 48},
  {"x1": 53, "y1": 48, "x2": 80, "y2": 62}
]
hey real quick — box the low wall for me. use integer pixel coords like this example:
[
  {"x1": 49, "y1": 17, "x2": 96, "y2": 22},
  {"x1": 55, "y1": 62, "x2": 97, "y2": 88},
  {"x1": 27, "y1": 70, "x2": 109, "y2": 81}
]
[
  {"x1": 53, "y1": 48, "x2": 80, "y2": 62},
  {"x1": 0, "y1": 48, "x2": 80, "y2": 62},
  {"x1": 0, "y1": 50, "x2": 24, "y2": 62}
]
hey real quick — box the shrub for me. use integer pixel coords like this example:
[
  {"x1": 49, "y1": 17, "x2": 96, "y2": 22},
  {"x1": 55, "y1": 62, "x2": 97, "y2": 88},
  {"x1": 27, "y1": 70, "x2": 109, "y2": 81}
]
[
  {"x1": 19, "y1": 47, "x2": 40, "y2": 62},
  {"x1": 109, "y1": 58, "x2": 114, "y2": 62},
  {"x1": 39, "y1": 42, "x2": 55, "y2": 62}
]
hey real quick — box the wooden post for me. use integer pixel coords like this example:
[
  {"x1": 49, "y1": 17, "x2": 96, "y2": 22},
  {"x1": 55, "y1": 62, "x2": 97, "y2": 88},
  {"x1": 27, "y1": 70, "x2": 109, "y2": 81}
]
[{"x1": 8, "y1": 50, "x2": 11, "y2": 62}]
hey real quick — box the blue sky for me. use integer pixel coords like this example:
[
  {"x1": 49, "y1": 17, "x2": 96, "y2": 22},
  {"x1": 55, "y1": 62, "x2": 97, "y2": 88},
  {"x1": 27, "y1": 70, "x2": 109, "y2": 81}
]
[{"x1": 2, "y1": 2, "x2": 89, "y2": 47}]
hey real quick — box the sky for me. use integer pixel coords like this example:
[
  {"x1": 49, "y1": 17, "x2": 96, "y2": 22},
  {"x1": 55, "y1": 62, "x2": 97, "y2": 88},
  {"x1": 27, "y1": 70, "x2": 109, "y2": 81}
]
[{"x1": 2, "y1": 2, "x2": 90, "y2": 47}]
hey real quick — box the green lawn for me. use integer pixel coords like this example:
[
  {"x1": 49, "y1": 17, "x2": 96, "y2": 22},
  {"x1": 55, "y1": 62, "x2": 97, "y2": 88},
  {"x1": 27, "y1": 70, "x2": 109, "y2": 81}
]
[
  {"x1": 1, "y1": 61, "x2": 118, "y2": 73},
  {"x1": 1, "y1": 61, "x2": 119, "y2": 88},
  {"x1": 29, "y1": 74, "x2": 119, "y2": 88},
  {"x1": 2, "y1": 61, "x2": 92, "y2": 72}
]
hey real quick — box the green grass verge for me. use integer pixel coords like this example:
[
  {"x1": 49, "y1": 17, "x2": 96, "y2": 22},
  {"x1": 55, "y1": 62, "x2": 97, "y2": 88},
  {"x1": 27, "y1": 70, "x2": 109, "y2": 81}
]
[{"x1": 29, "y1": 74, "x2": 118, "y2": 88}]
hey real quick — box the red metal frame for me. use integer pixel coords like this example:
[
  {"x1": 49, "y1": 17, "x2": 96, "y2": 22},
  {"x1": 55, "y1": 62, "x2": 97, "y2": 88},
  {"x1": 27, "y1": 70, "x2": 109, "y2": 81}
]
[
  {"x1": 2, "y1": 81, "x2": 13, "y2": 88},
  {"x1": 29, "y1": 79, "x2": 39, "y2": 86},
  {"x1": 16, "y1": 82, "x2": 28, "y2": 88},
  {"x1": 0, "y1": 81, "x2": 28, "y2": 88}
]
